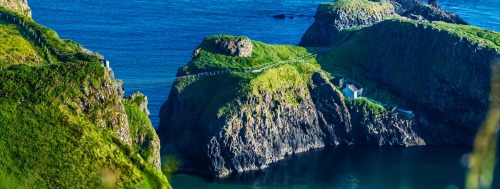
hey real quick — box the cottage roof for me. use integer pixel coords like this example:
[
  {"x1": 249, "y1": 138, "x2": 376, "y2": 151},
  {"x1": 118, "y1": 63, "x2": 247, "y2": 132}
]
[{"x1": 348, "y1": 84, "x2": 359, "y2": 92}]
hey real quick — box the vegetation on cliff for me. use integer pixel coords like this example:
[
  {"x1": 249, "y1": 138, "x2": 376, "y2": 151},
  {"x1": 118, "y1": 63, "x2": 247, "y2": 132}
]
[
  {"x1": 0, "y1": 4, "x2": 170, "y2": 188},
  {"x1": 300, "y1": 0, "x2": 396, "y2": 46},
  {"x1": 159, "y1": 35, "x2": 425, "y2": 177},
  {"x1": 160, "y1": 1, "x2": 499, "y2": 176}
]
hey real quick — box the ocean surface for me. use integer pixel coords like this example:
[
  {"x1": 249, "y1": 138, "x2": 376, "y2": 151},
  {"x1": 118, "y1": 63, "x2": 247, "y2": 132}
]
[{"x1": 28, "y1": 0, "x2": 500, "y2": 188}]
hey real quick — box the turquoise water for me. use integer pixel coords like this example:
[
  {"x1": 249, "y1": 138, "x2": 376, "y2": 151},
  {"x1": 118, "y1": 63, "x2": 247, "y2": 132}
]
[{"x1": 27, "y1": 0, "x2": 500, "y2": 188}]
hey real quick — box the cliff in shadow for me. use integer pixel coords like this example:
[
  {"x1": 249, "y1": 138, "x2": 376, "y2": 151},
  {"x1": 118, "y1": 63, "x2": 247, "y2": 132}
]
[{"x1": 316, "y1": 18, "x2": 499, "y2": 144}]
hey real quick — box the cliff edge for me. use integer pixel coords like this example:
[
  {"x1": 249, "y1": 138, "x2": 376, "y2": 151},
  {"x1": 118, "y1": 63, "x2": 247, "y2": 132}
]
[
  {"x1": 158, "y1": 35, "x2": 424, "y2": 177},
  {"x1": 0, "y1": 2, "x2": 169, "y2": 188}
]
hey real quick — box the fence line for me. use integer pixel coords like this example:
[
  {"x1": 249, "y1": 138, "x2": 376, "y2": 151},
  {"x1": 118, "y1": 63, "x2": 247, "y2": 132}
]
[
  {"x1": 0, "y1": 9, "x2": 55, "y2": 63},
  {"x1": 175, "y1": 54, "x2": 317, "y2": 81}
]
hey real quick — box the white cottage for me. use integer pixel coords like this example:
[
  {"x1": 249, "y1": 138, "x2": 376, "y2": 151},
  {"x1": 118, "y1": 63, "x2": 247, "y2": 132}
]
[{"x1": 342, "y1": 84, "x2": 363, "y2": 99}]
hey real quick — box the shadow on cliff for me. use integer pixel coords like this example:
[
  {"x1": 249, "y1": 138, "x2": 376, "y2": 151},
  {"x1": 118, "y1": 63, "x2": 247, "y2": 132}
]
[{"x1": 305, "y1": 21, "x2": 499, "y2": 145}]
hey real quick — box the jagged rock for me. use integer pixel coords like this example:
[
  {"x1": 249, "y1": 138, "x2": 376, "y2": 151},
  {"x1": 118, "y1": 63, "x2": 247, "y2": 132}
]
[
  {"x1": 301, "y1": 0, "x2": 468, "y2": 47},
  {"x1": 130, "y1": 92, "x2": 150, "y2": 116},
  {"x1": 370, "y1": 0, "x2": 467, "y2": 24},
  {"x1": 428, "y1": 0, "x2": 440, "y2": 8},
  {"x1": 402, "y1": 3, "x2": 467, "y2": 24},
  {"x1": 215, "y1": 37, "x2": 253, "y2": 57},
  {"x1": 0, "y1": 0, "x2": 31, "y2": 17},
  {"x1": 192, "y1": 36, "x2": 253, "y2": 58},
  {"x1": 300, "y1": 0, "x2": 396, "y2": 46},
  {"x1": 158, "y1": 71, "x2": 424, "y2": 177}
]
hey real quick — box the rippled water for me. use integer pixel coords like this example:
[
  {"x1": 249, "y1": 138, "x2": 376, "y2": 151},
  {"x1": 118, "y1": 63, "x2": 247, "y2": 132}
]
[
  {"x1": 171, "y1": 146, "x2": 500, "y2": 188},
  {"x1": 27, "y1": 0, "x2": 500, "y2": 188},
  {"x1": 28, "y1": 0, "x2": 500, "y2": 128}
]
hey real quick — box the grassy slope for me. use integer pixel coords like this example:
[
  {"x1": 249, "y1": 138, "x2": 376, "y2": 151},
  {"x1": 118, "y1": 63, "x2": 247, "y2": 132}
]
[
  {"x1": 0, "y1": 7, "x2": 169, "y2": 189},
  {"x1": 317, "y1": 0, "x2": 393, "y2": 14},
  {"x1": 0, "y1": 21, "x2": 43, "y2": 68},
  {"x1": 316, "y1": 18, "x2": 500, "y2": 106},
  {"x1": 175, "y1": 35, "x2": 321, "y2": 121},
  {"x1": 124, "y1": 95, "x2": 160, "y2": 167},
  {"x1": 179, "y1": 34, "x2": 316, "y2": 75}
]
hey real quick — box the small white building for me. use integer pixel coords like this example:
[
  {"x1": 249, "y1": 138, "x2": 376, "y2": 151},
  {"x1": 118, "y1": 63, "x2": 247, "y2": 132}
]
[
  {"x1": 100, "y1": 59, "x2": 110, "y2": 68},
  {"x1": 342, "y1": 84, "x2": 363, "y2": 99}
]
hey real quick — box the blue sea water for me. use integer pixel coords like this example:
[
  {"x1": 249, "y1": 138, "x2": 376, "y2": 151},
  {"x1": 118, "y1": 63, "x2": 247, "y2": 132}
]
[
  {"x1": 28, "y1": 0, "x2": 500, "y2": 128},
  {"x1": 27, "y1": 0, "x2": 500, "y2": 188}
]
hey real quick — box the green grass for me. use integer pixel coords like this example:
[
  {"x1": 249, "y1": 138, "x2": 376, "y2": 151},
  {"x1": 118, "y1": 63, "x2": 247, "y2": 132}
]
[
  {"x1": 317, "y1": 0, "x2": 393, "y2": 16},
  {"x1": 0, "y1": 7, "x2": 170, "y2": 187},
  {"x1": 426, "y1": 21, "x2": 500, "y2": 50},
  {"x1": 124, "y1": 94, "x2": 160, "y2": 168},
  {"x1": 0, "y1": 21, "x2": 44, "y2": 68},
  {"x1": 0, "y1": 7, "x2": 94, "y2": 64},
  {"x1": 346, "y1": 98, "x2": 386, "y2": 115},
  {"x1": 315, "y1": 18, "x2": 500, "y2": 106},
  {"x1": 175, "y1": 36, "x2": 321, "y2": 121},
  {"x1": 178, "y1": 34, "x2": 315, "y2": 75},
  {"x1": 0, "y1": 62, "x2": 169, "y2": 188}
]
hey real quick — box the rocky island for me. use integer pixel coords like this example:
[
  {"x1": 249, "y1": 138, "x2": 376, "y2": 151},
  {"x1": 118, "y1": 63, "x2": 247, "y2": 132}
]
[
  {"x1": 0, "y1": 0, "x2": 170, "y2": 188},
  {"x1": 158, "y1": 0, "x2": 499, "y2": 178}
]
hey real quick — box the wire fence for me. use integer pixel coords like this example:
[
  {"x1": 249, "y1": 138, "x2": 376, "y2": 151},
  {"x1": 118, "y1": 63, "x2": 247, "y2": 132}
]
[{"x1": 175, "y1": 54, "x2": 317, "y2": 80}]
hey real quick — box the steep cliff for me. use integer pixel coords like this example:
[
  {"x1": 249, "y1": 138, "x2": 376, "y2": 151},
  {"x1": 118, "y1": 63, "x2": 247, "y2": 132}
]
[
  {"x1": 158, "y1": 36, "x2": 424, "y2": 177},
  {"x1": 300, "y1": 0, "x2": 467, "y2": 47},
  {"x1": 300, "y1": 0, "x2": 396, "y2": 47},
  {"x1": 0, "y1": 0, "x2": 30, "y2": 17},
  {"x1": 0, "y1": 3, "x2": 169, "y2": 188},
  {"x1": 369, "y1": 0, "x2": 466, "y2": 24},
  {"x1": 316, "y1": 18, "x2": 500, "y2": 144}
]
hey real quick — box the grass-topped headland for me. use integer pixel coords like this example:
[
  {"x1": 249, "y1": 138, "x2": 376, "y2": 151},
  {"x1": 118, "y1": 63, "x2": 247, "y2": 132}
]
[
  {"x1": 178, "y1": 34, "x2": 318, "y2": 76},
  {"x1": 0, "y1": 62, "x2": 169, "y2": 188},
  {"x1": 317, "y1": 0, "x2": 394, "y2": 17},
  {"x1": 300, "y1": 0, "x2": 396, "y2": 47},
  {"x1": 0, "y1": 3, "x2": 170, "y2": 188}
]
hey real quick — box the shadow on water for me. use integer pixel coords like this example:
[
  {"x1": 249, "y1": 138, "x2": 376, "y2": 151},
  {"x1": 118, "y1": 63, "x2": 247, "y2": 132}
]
[{"x1": 170, "y1": 146, "x2": 500, "y2": 188}]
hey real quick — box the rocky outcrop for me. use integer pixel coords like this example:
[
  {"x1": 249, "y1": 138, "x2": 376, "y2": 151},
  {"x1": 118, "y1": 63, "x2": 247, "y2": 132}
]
[
  {"x1": 193, "y1": 35, "x2": 253, "y2": 58},
  {"x1": 130, "y1": 92, "x2": 151, "y2": 116},
  {"x1": 300, "y1": 0, "x2": 396, "y2": 47},
  {"x1": 369, "y1": 0, "x2": 467, "y2": 24},
  {"x1": 126, "y1": 92, "x2": 161, "y2": 171},
  {"x1": 158, "y1": 71, "x2": 424, "y2": 177},
  {"x1": 300, "y1": 0, "x2": 468, "y2": 47},
  {"x1": 0, "y1": 0, "x2": 31, "y2": 17}
]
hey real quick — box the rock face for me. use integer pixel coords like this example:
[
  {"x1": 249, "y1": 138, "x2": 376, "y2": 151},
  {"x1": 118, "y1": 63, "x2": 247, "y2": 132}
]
[
  {"x1": 300, "y1": 0, "x2": 467, "y2": 47},
  {"x1": 193, "y1": 35, "x2": 253, "y2": 58},
  {"x1": 0, "y1": 0, "x2": 31, "y2": 17},
  {"x1": 158, "y1": 72, "x2": 424, "y2": 177},
  {"x1": 370, "y1": 0, "x2": 466, "y2": 24},
  {"x1": 300, "y1": 0, "x2": 396, "y2": 47},
  {"x1": 130, "y1": 92, "x2": 151, "y2": 116},
  {"x1": 320, "y1": 19, "x2": 500, "y2": 144},
  {"x1": 126, "y1": 92, "x2": 161, "y2": 170}
]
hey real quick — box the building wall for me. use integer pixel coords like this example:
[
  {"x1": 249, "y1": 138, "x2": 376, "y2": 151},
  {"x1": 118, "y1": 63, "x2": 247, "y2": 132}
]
[{"x1": 342, "y1": 88, "x2": 355, "y2": 99}]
